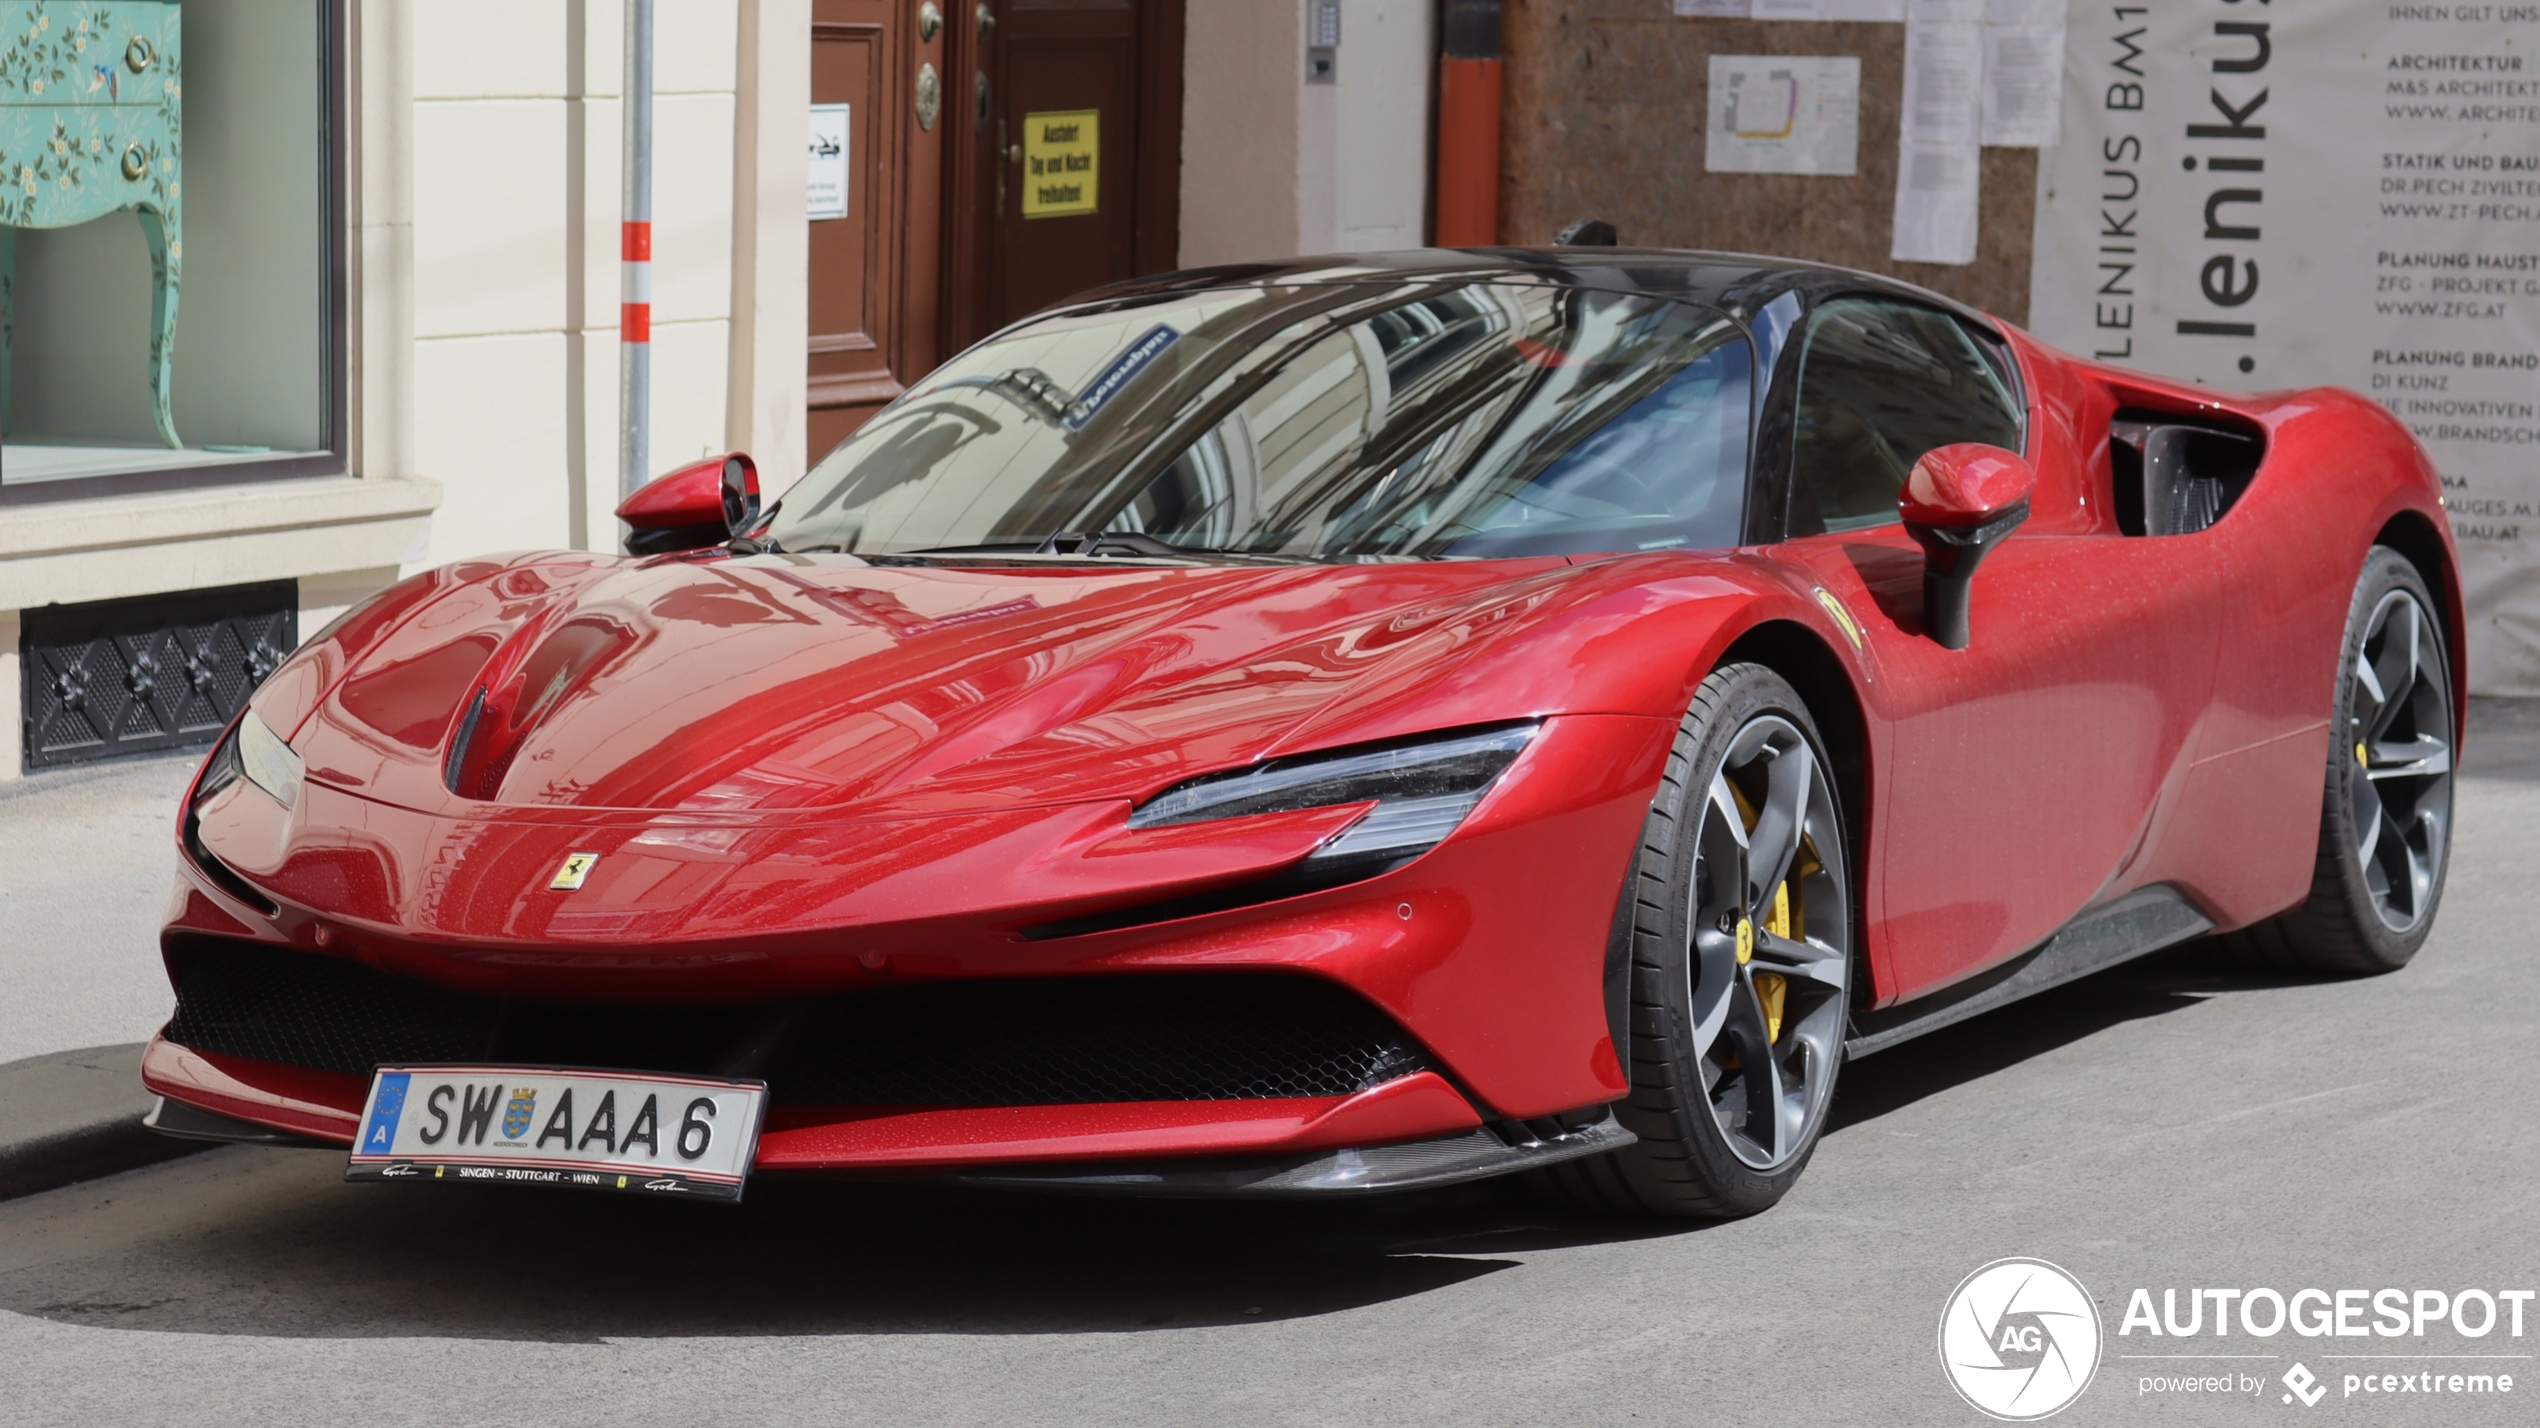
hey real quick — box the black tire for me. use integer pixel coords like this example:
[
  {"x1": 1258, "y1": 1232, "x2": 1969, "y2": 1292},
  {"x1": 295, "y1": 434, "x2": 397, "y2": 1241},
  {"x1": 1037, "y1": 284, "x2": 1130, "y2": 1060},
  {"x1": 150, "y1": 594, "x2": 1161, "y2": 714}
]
[
  {"x1": 1534, "y1": 663, "x2": 1855, "y2": 1218},
  {"x1": 2219, "y1": 547, "x2": 2455, "y2": 975}
]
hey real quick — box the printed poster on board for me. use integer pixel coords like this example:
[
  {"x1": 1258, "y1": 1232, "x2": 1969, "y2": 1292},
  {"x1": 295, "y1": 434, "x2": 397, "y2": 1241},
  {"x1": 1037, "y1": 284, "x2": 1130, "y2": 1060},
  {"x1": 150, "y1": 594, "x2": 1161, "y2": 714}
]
[{"x1": 2032, "y1": 0, "x2": 2540, "y2": 691}]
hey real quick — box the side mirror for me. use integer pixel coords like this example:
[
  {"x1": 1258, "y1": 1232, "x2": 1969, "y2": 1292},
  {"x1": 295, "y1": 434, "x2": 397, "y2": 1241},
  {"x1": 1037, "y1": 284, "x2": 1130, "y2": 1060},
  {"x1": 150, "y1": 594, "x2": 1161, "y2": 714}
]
[
  {"x1": 1899, "y1": 443, "x2": 2035, "y2": 651},
  {"x1": 616, "y1": 453, "x2": 759, "y2": 556}
]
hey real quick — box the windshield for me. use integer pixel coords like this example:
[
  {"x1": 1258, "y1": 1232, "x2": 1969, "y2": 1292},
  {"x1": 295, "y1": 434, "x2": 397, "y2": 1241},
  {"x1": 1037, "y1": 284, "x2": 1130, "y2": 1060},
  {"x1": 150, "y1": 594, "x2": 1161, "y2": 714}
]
[{"x1": 768, "y1": 279, "x2": 1754, "y2": 561}]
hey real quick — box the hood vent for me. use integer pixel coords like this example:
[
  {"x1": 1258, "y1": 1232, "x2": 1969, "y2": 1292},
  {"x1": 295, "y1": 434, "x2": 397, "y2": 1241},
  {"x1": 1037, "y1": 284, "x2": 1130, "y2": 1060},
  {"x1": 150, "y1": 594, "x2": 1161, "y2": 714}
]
[
  {"x1": 442, "y1": 614, "x2": 641, "y2": 802},
  {"x1": 442, "y1": 687, "x2": 490, "y2": 796}
]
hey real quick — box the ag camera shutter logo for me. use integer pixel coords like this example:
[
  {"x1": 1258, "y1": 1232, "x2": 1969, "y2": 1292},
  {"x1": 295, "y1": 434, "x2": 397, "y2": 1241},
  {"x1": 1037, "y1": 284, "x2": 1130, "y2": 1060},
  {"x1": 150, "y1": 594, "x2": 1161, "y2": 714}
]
[{"x1": 1940, "y1": 1258, "x2": 2105, "y2": 1420}]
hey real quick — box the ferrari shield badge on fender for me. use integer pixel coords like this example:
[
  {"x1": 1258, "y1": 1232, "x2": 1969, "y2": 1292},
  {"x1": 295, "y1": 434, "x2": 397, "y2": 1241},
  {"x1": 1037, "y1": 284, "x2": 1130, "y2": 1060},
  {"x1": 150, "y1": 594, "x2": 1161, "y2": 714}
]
[{"x1": 550, "y1": 852, "x2": 600, "y2": 890}]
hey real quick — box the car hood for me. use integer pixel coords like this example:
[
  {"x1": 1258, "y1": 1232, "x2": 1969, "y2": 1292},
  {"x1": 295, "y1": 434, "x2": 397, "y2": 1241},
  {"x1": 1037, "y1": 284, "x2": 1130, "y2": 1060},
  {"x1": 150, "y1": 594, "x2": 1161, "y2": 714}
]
[{"x1": 271, "y1": 551, "x2": 1751, "y2": 820}]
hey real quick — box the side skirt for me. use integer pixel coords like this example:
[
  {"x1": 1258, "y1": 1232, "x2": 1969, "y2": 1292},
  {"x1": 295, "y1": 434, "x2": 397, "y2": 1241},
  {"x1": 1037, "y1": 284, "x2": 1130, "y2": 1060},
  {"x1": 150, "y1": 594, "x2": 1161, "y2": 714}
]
[{"x1": 1843, "y1": 885, "x2": 2213, "y2": 1059}]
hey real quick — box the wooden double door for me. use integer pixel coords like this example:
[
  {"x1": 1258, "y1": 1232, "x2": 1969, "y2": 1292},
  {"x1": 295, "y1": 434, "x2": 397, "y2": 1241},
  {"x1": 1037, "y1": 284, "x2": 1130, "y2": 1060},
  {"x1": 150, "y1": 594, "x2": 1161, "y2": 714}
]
[{"x1": 807, "y1": 0, "x2": 1185, "y2": 461}]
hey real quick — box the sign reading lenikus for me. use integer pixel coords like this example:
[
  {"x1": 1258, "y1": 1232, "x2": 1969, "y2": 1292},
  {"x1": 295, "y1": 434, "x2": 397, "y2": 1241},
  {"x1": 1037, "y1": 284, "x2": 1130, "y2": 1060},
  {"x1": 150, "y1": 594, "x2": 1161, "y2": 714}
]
[{"x1": 2032, "y1": 0, "x2": 2540, "y2": 690}]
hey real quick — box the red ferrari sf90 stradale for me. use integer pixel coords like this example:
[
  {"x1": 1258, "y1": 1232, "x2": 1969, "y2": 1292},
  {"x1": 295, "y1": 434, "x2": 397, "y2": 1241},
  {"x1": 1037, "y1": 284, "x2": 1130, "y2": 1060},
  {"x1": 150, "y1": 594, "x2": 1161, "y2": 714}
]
[{"x1": 144, "y1": 250, "x2": 2461, "y2": 1215}]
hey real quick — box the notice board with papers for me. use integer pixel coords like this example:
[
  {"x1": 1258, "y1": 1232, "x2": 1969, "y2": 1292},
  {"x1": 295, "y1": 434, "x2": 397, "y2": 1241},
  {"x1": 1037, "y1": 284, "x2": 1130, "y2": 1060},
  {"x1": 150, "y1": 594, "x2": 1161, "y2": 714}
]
[{"x1": 1501, "y1": 0, "x2": 2047, "y2": 322}]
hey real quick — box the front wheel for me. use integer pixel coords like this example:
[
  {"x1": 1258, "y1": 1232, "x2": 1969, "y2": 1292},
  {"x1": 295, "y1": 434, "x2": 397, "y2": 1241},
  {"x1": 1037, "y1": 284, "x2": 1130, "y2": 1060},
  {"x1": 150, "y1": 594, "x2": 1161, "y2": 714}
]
[
  {"x1": 1535, "y1": 663, "x2": 1854, "y2": 1218},
  {"x1": 2222, "y1": 547, "x2": 2455, "y2": 974}
]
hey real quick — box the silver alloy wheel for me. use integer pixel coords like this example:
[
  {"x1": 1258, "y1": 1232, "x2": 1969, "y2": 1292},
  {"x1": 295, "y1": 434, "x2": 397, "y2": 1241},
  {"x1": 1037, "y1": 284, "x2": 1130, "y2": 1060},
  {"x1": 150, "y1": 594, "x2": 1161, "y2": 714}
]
[
  {"x1": 1687, "y1": 714, "x2": 1852, "y2": 1171},
  {"x1": 2349, "y1": 587, "x2": 2455, "y2": 932}
]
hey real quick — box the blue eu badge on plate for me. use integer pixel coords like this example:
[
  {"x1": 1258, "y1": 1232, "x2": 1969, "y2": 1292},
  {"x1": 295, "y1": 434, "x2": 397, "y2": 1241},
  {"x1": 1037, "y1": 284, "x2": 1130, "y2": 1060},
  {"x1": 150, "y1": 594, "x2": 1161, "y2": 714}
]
[{"x1": 359, "y1": 1072, "x2": 410, "y2": 1154}]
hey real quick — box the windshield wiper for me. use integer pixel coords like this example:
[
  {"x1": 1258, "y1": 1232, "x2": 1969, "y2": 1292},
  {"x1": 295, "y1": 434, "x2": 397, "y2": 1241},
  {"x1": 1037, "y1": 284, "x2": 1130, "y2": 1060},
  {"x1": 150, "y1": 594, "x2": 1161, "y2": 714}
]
[
  {"x1": 886, "y1": 533, "x2": 1216, "y2": 559},
  {"x1": 883, "y1": 533, "x2": 1307, "y2": 565},
  {"x1": 1035, "y1": 530, "x2": 1193, "y2": 558}
]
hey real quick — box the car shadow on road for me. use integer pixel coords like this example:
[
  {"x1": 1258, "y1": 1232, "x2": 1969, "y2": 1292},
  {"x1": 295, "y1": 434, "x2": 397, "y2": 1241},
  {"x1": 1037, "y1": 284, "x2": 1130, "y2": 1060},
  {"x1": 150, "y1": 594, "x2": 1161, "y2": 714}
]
[
  {"x1": 1825, "y1": 944, "x2": 2212, "y2": 1134},
  {"x1": 1825, "y1": 938, "x2": 2355, "y2": 1135},
  {"x1": 0, "y1": 954, "x2": 2339, "y2": 1346},
  {"x1": 0, "y1": 1146, "x2": 1704, "y2": 1343}
]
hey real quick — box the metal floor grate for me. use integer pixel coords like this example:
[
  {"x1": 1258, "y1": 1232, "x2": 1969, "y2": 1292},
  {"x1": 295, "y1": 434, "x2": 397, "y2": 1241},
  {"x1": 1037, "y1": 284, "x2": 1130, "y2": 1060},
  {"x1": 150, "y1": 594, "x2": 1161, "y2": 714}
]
[{"x1": 21, "y1": 581, "x2": 295, "y2": 769}]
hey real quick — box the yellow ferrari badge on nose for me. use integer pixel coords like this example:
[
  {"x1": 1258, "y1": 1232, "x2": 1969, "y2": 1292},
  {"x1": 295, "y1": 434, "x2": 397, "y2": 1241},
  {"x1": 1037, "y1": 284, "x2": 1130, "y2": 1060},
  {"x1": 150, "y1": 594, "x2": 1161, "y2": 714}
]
[{"x1": 550, "y1": 852, "x2": 600, "y2": 891}]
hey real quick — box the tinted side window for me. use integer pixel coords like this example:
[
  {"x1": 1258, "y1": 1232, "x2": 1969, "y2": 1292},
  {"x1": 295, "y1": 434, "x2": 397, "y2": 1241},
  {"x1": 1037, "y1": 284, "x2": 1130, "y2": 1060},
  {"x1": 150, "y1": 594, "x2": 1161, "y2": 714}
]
[{"x1": 1786, "y1": 297, "x2": 2024, "y2": 535}]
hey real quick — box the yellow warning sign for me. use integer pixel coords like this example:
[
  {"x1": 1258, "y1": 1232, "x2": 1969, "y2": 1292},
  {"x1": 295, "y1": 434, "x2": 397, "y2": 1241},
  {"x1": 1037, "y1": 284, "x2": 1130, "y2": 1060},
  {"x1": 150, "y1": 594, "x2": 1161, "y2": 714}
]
[{"x1": 1022, "y1": 109, "x2": 1098, "y2": 218}]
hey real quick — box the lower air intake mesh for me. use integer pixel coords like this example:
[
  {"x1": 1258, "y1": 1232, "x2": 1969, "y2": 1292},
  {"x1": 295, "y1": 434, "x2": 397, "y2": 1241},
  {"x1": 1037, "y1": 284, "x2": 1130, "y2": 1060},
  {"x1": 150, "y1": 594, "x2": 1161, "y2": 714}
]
[{"x1": 165, "y1": 941, "x2": 1434, "y2": 1105}]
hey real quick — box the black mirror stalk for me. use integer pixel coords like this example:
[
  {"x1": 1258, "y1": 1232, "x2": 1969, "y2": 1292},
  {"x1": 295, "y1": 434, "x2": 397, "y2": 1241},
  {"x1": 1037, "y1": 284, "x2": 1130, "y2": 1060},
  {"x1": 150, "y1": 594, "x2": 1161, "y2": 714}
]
[{"x1": 1905, "y1": 500, "x2": 2029, "y2": 651}]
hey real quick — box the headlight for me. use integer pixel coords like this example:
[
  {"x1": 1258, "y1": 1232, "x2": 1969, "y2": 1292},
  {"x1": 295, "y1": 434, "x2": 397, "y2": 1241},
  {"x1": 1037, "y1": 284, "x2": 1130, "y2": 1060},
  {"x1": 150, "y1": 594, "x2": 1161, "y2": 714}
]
[
  {"x1": 227, "y1": 706, "x2": 306, "y2": 808},
  {"x1": 184, "y1": 712, "x2": 292, "y2": 916},
  {"x1": 1130, "y1": 724, "x2": 1536, "y2": 864}
]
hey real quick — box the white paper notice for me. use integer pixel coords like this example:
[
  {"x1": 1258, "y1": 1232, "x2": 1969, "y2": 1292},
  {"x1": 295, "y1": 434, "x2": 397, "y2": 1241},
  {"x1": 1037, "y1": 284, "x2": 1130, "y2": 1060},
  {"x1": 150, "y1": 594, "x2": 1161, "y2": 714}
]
[
  {"x1": 1906, "y1": 0, "x2": 1983, "y2": 22},
  {"x1": 1748, "y1": 0, "x2": 1827, "y2": 17},
  {"x1": 1706, "y1": 55, "x2": 1862, "y2": 175},
  {"x1": 1981, "y1": 0, "x2": 2059, "y2": 22},
  {"x1": 1892, "y1": 141, "x2": 1980, "y2": 264},
  {"x1": 1901, "y1": 21, "x2": 1983, "y2": 145},
  {"x1": 808, "y1": 104, "x2": 850, "y2": 221},
  {"x1": 1826, "y1": 0, "x2": 1907, "y2": 18},
  {"x1": 1980, "y1": 23, "x2": 2065, "y2": 146},
  {"x1": 1672, "y1": 0, "x2": 1754, "y2": 15}
]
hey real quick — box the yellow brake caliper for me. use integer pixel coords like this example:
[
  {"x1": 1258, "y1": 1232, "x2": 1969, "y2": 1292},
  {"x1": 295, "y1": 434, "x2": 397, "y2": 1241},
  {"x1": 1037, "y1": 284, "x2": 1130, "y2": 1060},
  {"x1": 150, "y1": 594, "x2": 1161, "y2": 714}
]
[
  {"x1": 1729, "y1": 782, "x2": 1809, "y2": 1045},
  {"x1": 1755, "y1": 881, "x2": 1789, "y2": 1044}
]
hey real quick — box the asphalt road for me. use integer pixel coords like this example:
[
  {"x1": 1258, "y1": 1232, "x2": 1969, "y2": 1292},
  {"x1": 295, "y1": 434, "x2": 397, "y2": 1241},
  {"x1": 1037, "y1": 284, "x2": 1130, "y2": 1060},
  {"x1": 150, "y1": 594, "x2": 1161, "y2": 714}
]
[{"x1": 2, "y1": 709, "x2": 2536, "y2": 1427}]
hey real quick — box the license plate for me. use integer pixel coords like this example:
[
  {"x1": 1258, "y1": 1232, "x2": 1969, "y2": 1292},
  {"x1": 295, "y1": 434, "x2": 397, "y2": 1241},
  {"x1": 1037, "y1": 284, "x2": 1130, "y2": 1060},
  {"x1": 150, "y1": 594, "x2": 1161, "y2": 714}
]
[{"x1": 345, "y1": 1066, "x2": 767, "y2": 1202}]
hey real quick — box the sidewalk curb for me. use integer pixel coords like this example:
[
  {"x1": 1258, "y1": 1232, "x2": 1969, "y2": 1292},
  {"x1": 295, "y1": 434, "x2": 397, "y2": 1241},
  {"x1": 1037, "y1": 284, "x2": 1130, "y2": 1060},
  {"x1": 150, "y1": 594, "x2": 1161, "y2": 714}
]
[{"x1": 0, "y1": 1043, "x2": 207, "y2": 1201}]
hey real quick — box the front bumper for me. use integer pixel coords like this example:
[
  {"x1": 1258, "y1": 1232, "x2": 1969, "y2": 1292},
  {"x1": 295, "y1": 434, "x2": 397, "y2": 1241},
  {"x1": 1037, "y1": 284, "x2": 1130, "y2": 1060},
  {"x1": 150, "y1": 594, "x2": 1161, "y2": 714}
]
[
  {"x1": 156, "y1": 713, "x2": 1675, "y2": 1176},
  {"x1": 139, "y1": 1033, "x2": 1637, "y2": 1192}
]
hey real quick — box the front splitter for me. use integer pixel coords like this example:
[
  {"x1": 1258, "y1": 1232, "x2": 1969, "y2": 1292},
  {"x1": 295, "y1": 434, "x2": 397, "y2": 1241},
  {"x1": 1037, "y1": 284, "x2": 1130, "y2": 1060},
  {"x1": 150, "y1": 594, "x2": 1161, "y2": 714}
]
[{"x1": 942, "y1": 1109, "x2": 1635, "y2": 1198}]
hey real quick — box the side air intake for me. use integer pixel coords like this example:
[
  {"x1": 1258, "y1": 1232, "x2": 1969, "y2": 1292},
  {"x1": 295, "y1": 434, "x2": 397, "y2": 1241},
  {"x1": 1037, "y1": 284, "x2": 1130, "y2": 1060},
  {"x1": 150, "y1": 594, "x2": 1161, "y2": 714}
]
[{"x1": 2108, "y1": 409, "x2": 2265, "y2": 537}]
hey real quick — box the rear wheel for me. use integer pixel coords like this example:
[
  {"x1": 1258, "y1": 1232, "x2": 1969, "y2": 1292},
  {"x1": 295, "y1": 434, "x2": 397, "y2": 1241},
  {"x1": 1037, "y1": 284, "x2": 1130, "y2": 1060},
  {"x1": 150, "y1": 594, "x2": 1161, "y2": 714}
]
[
  {"x1": 2221, "y1": 548, "x2": 2455, "y2": 974},
  {"x1": 1535, "y1": 663, "x2": 1853, "y2": 1218}
]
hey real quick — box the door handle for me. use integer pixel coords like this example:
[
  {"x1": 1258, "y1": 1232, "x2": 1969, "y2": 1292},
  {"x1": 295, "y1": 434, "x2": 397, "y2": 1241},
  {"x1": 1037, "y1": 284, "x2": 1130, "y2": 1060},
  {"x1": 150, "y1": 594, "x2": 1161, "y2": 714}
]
[{"x1": 916, "y1": 62, "x2": 941, "y2": 130}]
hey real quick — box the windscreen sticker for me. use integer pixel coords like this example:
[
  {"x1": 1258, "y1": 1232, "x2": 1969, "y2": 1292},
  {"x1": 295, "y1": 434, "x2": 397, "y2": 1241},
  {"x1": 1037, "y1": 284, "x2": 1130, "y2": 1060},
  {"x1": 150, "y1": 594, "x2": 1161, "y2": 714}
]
[{"x1": 1064, "y1": 325, "x2": 1179, "y2": 431}]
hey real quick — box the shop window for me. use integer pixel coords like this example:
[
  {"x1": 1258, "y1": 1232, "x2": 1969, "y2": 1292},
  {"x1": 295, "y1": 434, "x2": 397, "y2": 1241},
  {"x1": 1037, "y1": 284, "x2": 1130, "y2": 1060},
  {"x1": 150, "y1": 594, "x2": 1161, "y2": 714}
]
[{"x1": 1, "y1": 0, "x2": 344, "y2": 495}]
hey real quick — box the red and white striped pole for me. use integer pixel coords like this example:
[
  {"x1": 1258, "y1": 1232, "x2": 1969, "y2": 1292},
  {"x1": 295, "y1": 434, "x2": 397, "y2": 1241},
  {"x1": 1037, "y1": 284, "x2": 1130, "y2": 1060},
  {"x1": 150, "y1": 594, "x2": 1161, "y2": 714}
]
[{"x1": 619, "y1": 0, "x2": 654, "y2": 501}]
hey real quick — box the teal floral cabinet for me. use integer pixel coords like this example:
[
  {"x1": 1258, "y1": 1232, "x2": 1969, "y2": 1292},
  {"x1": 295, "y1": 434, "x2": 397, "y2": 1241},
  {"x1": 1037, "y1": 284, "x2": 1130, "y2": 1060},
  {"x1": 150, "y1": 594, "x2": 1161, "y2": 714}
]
[{"x1": 0, "y1": 0, "x2": 182, "y2": 448}]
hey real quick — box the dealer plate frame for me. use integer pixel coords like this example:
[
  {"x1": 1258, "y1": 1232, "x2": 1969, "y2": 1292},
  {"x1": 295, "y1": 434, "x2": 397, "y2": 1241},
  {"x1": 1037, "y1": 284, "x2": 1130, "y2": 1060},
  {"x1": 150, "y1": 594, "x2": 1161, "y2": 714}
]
[{"x1": 344, "y1": 1064, "x2": 769, "y2": 1203}]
